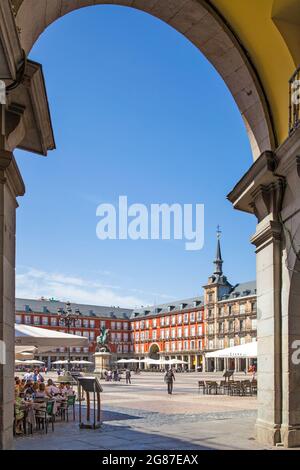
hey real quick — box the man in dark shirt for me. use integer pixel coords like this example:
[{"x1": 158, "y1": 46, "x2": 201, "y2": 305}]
[{"x1": 164, "y1": 368, "x2": 175, "y2": 395}]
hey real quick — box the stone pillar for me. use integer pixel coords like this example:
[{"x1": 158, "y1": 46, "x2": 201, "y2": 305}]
[
  {"x1": 252, "y1": 212, "x2": 283, "y2": 446},
  {"x1": 0, "y1": 150, "x2": 24, "y2": 450}
]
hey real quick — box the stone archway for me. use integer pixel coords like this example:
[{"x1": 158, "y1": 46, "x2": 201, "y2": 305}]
[
  {"x1": 149, "y1": 343, "x2": 160, "y2": 360},
  {"x1": 12, "y1": 0, "x2": 275, "y2": 160},
  {"x1": 0, "y1": 0, "x2": 299, "y2": 449}
]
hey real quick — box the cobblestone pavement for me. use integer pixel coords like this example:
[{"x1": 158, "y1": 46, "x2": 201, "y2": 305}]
[{"x1": 15, "y1": 372, "x2": 269, "y2": 450}]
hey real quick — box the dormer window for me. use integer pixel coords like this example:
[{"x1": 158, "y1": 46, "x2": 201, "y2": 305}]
[
  {"x1": 180, "y1": 303, "x2": 187, "y2": 310},
  {"x1": 167, "y1": 305, "x2": 175, "y2": 312}
]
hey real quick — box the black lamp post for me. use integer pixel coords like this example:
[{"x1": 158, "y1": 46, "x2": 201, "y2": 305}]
[{"x1": 58, "y1": 302, "x2": 79, "y2": 371}]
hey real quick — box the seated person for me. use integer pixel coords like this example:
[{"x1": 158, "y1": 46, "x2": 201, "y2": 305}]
[
  {"x1": 35, "y1": 382, "x2": 49, "y2": 399},
  {"x1": 14, "y1": 389, "x2": 25, "y2": 435},
  {"x1": 64, "y1": 383, "x2": 75, "y2": 397},
  {"x1": 46, "y1": 379, "x2": 60, "y2": 396},
  {"x1": 24, "y1": 380, "x2": 35, "y2": 395}
]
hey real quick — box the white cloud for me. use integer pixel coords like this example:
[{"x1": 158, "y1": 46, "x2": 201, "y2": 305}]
[{"x1": 16, "y1": 266, "x2": 171, "y2": 308}]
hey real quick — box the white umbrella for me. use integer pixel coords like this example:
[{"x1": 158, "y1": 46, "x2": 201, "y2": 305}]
[
  {"x1": 205, "y1": 341, "x2": 257, "y2": 359},
  {"x1": 52, "y1": 360, "x2": 69, "y2": 365},
  {"x1": 16, "y1": 359, "x2": 45, "y2": 365},
  {"x1": 15, "y1": 351, "x2": 34, "y2": 360},
  {"x1": 168, "y1": 359, "x2": 189, "y2": 365},
  {"x1": 15, "y1": 324, "x2": 88, "y2": 348}
]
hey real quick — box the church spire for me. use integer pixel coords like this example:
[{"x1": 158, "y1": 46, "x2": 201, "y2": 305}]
[{"x1": 213, "y1": 225, "x2": 223, "y2": 275}]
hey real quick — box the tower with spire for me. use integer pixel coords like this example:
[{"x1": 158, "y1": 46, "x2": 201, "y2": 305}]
[{"x1": 203, "y1": 226, "x2": 232, "y2": 299}]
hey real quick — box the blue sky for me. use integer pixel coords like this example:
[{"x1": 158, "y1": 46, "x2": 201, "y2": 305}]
[{"x1": 15, "y1": 5, "x2": 256, "y2": 308}]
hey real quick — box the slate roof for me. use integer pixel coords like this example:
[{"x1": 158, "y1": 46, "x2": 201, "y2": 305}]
[
  {"x1": 130, "y1": 296, "x2": 204, "y2": 319},
  {"x1": 15, "y1": 298, "x2": 133, "y2": 319}
]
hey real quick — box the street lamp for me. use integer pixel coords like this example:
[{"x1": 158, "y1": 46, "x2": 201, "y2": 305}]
[{"x1": 58, "y1": 302, "x2": 79, "y2": 371}]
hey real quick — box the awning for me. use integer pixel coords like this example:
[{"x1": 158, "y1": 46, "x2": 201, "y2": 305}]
[
  {"x1": 205, "y1": 341, "x2": 257, "y2": 359},
  {"x1": 15, "y1": 324, "x2": 88, "y2": 348}
]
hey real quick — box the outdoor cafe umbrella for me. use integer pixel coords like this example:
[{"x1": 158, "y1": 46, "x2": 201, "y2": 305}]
[
  {"x1": 205, "y1": 341, "x2": 257, "y2": 359},
  {"x1": 15, "y1": 324, "x2": 88, "y2": 348},
  {"x1": 52, "y1": 360, "x2": 69, "y2": 365},
  {"x1": 15, "y1": 359, "x2": 45, "y2": 365}
]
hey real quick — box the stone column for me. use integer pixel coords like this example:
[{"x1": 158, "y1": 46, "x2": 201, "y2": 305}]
[{"x1": 0, "y1": 150, "x2": 24, "y2": 450}]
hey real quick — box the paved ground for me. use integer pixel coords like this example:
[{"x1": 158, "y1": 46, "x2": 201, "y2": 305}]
[{"x1": 15, "y1": 372, "x2": 268, "y2": 450}]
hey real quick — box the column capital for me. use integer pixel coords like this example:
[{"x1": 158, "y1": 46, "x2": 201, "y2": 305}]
[
  {"x1": 227, "y1": 150, "x2": 286, "y2": 222},
  {"x1": 251, "y1": 217, "x2": 282, "y2": 252},
  {"x1": 0, "y1": 149, "x2": 25, "y2": 198}
]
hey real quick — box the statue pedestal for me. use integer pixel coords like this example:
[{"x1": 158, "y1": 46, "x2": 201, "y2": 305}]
[{"x1": 94, "y1": 351, "x2": 111, "y2": 375}]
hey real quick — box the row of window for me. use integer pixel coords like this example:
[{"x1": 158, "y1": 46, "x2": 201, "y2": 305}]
[
  {"x1": 135, "y1": 340, "x2": 203, "y2": 354},
  {"x1": 16, "y1": 314, "x2": 130, "y2": 330},
  {"x1": 207, "y1": 319, "x2": 257, "y2": 335},
  {"x1": 207, "y1": 302, "x2": 257, "y2": 318},
  {"x1": 135, "y1": 325, "x2": 204, "y2": 341},
  {"x1": 134, "y1": 311, "x2": 203, "y2": 330},
  {"x1": 207, "y1": 337, "x2": 256, "y2": 350}
]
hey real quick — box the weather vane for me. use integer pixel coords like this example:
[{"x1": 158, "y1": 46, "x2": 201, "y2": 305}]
[{"x1": 217, "y1": 225, "x2": 222, "y2": 239}]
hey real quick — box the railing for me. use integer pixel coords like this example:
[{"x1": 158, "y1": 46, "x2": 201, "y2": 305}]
[{"x1": 289, "y1": 66, "x2": 300, "y2": 134}]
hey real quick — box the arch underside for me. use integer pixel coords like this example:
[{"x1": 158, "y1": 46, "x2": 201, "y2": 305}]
[{"x1": 14, "y1": 0, "x2": 276, "y2": 160}]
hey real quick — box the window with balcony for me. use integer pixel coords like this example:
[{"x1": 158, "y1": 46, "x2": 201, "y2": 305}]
[
  {"x1": 190, "y1": 312, "x2": 195, "y2": 322},
  {"x1": 252, "y1": 319, "x2": 257, "y2": 330},
  {"x1": 208, "y1": 309, "x2": 213, "y2": 318},
  {"x1": 208, "y1": 293, "x2": 213, "y2": 302},
  {"x1": 146, "y1": 320, "x2": 149, "y2": 329},
  {"x1": 165, "y1": 317, "x2": 170, "y2": 326},
  {"x1": 177, "y1": 314, "x2": 182, "y2": 324},
  {"x1": 240, "y1": 304, "x2": 246, "y2": 314},
  {"x1": 123, "y1": 344, "x2": 128, "y2": 353},
  {"x1": 251, "y1": 301, "x2": 257, "y2": 312},
  {"x1": 191, "y1": 326, "x2": 196, "y2": 337},
  {"x1": 183, "y1": 341, "x2": 188, "y2": 350},
  {"x1": 16, "y1": 315, "x2": 22, "y2": 324},
  {"x1": 140, "y1": 320, "x2": 144, "y2": 329},
  {"x1": 140, "y1": 344, "x2": 144, "y2": 353},
  {"x1": 25, "y1": 315, "x2": 31, "y2": 325},
  {"x1": 160, "y1": 330, "x2": 165, "y2": 339},
  {"x1": 178, "y1": 341, "x2": 182, "y2": 351},
  {"x1": 90, "y1": 331, "x2": 95, "y2": 340},
  {"x1": 171, "y1": 328, "x2": 176, "y2": 339},
  {"x1": 123, "y1": 322, "x2": 128, "y2": 330},
  {"x1": 178, "y1": 327, "x2": 182, "y2": 338},
  {"x1": 165, "y1": 343, "x2": 170, "y2": 352},
  {"x1": 160, "y1": 317, "x2": 165, "y2": 327},
  {"x1": 171, "y1": 342, "x2": 176, "y2": 351},
  {"x1": 152, "y1": 330, "x2": 157, "y2": 340},
  {"x1": 153, "y1": 319, "x2": 157, "y2": 328},
  {"x1": 196, "y1": 311, "x2": 202, "y2": 322},
  {"x1": 33, "y1": 316, "x2": 40, "y2": 325},
  {"x1": 171, "y1": 315, "x2": 176, "y2": 325},
  {"x1": 50, "y1": 317, "x2": 57, "y2": 326},
  {"x1": 100, "y1": 320, "x2": 106, "y2": 328},
  {"x1": 124, "y1": 333, "x2": 128, "y2": 342},
  {"x1": 117, "y1": 322, "x2": 121, "y2": 330},
  {"x1": 83, "y1": 319, "x2": 89, "y2": 328},
  {"x1": 135, "y1": 345, "x2": 139, "y2": 353},
  {"x1": 41, "y1": 316, "x2": 48, "y2": 326},
  {"x1": 90, "y1": 320, "x2": 95, "y2": 328},
  {"x1": 165, "y1": 329, "x2": 170, "y2": 339},
  {"x1": 184, "y1": 327, "x2": 189, "y2": 338},
  {"x1": 111, "y1": 321, "x2": 116, "y2": 330},
  {"x1": 190, "y1": 340, "x2": 195, "y2": 350},
  {"x1": 145, "y1": 331, "x2": 149, "y2": 340},
  {"x1": 135, "y1": 332, "x2": 139, "y2": 341},
  {"x1": 197, "y1": 325, "x2": 203, "y2": 336},
  {"x1": 208, "y1": 340, "x2": 214, "y2": 350}
]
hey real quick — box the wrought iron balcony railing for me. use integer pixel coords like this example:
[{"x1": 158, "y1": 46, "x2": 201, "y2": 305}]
[{"x1": 289, "y1": 66, "x2": 300, "y2": 134}]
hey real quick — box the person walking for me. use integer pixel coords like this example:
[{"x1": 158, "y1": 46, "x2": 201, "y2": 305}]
[
  {"x1": 125, "y1": 369, "x2": 131, "y2": 385},
  {"x1": 164, "y1": 367, "x2": 175, "y2": 395}
]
